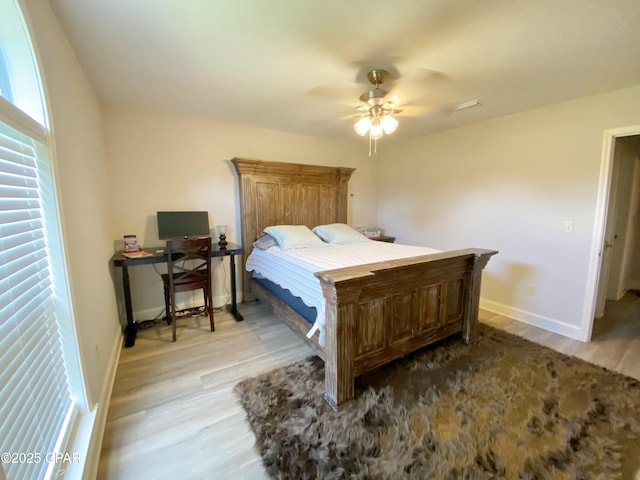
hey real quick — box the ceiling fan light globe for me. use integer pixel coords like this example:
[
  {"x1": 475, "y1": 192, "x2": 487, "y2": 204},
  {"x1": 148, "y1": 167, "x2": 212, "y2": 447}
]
[
  {"x1": 381, "y1": 115, "x2": 399, "y2": 134},
  {"x1": 354, "y1": 117, "x2": 371, "y2": 136},
  {"x1": 369, "y1": 124, "x2": 383, "y2": 140}
]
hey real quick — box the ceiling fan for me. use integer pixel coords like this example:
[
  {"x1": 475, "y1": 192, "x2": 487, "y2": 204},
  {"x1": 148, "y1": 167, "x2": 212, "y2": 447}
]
[
  {"x1": 354, "y1": 69, "x2": 402, "y2": 151},
  {"x1": 307, "y1": 63, "x2": 463, "y2": 154},
  {"x1": 353, "y1": 69, "x2": 401, "y2": 156}
]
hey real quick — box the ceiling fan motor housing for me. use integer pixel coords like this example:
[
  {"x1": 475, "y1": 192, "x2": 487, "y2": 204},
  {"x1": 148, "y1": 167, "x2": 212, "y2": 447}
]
[
  {"x1": 367, "y1": 69, "x2": 389, "y2": 86},
  {"x1": 359, "y1": 68, "x2": 391, "y2": 104}
]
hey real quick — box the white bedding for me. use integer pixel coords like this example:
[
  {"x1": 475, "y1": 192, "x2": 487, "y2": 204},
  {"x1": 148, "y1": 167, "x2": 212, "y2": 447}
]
[{"x1": 245, "y1": 240, "x2": 441, "y2": 340}]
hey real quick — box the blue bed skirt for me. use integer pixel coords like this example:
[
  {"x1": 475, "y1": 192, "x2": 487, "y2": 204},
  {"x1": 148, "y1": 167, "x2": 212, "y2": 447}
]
[{"x1": 253, "y1": 277, "x2": 317, "y2": 325}]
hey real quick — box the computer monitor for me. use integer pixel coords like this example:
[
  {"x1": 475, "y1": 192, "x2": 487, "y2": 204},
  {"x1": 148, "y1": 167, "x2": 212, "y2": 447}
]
[{"x1": 157, "y1": 211, "x2": 210, "y2": 240}]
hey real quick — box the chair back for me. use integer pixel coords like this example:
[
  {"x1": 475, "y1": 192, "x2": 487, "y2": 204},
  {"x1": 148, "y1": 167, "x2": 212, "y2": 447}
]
[{"x1": 166, "y1": 237, "x2": 212, "y2": 290}]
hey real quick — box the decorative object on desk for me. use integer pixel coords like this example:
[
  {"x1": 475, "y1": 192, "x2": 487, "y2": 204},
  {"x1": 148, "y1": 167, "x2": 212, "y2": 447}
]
[
  {"x1": 355, "y1": 226, "x2": 382, "y2": 238},
  {"x1": 235, "y1": 324, "x2": 640, "y2": 479},
  {"x1": 123, "y1": 234, "x2": 140, "y2": 251},
  {"x1": 217, "y1": 224, "x2": 228, "y2": 249}
]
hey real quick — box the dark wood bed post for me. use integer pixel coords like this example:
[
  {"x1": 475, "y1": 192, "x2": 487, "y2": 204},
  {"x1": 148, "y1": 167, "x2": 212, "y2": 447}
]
[
  {"x1": 318, "y1": 282, "x2": 359, "y2": 410},
  {"x1": 232, "y1": 157, "x2": 267, "y2": 303}
]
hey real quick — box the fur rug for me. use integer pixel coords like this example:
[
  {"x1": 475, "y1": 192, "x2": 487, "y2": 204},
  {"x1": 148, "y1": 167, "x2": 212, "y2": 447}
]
[{"x1": 234, "y1": 325, "x2": 640, "y2": 479}]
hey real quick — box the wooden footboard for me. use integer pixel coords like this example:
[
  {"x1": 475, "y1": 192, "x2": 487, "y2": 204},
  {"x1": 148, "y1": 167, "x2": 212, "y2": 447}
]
[{"x1": 315, "y1": 248, "x2": 497, "y2": 410}]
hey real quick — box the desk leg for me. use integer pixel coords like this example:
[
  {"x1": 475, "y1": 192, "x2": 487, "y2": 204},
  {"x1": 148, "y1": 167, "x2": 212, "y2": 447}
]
[
  {"x1": 121, "y1": 265, "x2": 137, "y2": 347},
  {"x1": 227, "y1": 253, "x2": 243, "y2": 321}
]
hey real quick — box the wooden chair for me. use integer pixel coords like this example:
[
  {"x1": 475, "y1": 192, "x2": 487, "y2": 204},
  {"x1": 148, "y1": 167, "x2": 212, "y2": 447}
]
[{"x1": 162, "y1": 237, "x2": 214, "y2": 342}]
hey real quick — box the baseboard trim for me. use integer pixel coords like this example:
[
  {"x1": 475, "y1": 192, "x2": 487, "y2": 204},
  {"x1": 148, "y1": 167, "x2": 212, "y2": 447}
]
[
  {"x1": 81, "y1": 330, "x2": 123, "y2": 479},
  {"x1": 480, "y1": 298, "x2": 586, "y2": 342}
]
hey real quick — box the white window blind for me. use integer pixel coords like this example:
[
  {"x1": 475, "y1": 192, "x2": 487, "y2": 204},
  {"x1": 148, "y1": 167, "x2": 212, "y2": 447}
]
[{"x1": 0, "y1": 120, "x2": 75, "y2": 480}]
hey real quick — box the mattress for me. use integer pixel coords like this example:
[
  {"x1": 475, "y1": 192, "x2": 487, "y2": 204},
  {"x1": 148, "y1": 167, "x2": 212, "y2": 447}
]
[{"x1": 245, "y1": 240, "x2": 441, "y2": 339}]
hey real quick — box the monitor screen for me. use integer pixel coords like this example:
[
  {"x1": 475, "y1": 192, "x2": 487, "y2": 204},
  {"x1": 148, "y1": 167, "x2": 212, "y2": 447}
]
[{"x1": 157, "y1": 211, "x2": 210, "y2": 240}]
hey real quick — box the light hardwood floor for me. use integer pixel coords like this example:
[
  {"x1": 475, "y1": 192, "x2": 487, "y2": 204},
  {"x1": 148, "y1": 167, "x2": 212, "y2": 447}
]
[{"x1": 98, "y1": 293, "x2": 640, "y2": 480}]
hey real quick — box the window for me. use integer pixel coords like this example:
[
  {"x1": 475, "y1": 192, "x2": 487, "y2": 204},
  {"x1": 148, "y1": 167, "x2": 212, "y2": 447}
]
[
  {"x1": 0, "y1": 1, "x2": 86, "y2": 479},
  {"x1": 0, "y1": 47, "x2": 13, "y2": 103}
]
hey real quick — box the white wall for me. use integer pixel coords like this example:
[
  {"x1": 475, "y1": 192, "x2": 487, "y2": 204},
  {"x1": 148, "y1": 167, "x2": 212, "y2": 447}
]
[
  {"x1": 103, "y1": 106, "x2": 379, "y2": 319},
  {"x1": 378, "y1": 85, "x2": 640, "y2": 341}
]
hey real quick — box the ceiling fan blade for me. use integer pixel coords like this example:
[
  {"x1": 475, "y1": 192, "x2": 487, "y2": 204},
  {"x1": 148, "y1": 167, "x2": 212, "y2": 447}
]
[
  {"x1": 306, "y1": 83, "x2": 363, "y2": 103},
  {"x1": 387, "y1": 68, "x2": 454, "y2": 106},
  {"x1": 409, "y1": 68, "x2": 452, "y2": 85}
]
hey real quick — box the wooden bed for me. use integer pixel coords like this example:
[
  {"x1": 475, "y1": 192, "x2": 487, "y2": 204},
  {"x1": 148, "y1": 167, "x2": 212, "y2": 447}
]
[{"x1": 232, "y1": 157, "x2": 497, "y2": 410}]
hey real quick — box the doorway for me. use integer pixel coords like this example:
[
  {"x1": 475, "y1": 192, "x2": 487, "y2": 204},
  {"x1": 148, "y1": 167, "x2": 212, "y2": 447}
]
[{"x1": 589, "y1": 129, "x2": 640, "y2": 340}]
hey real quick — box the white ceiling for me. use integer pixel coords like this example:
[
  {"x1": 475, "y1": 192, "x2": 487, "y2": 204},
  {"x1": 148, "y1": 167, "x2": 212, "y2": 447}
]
[{"x1": 50, "y1": 0, "x2": 640, "y2": 143}]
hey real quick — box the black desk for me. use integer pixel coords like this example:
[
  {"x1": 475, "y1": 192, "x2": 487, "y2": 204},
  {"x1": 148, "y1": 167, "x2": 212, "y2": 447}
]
[{"x1": 112, "y1": 242, "x2": 242, "y2": 347}]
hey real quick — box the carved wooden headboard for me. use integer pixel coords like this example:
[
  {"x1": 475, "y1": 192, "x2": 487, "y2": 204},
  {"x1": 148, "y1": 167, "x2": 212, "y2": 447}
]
[{"x1": 231, "y1": 157, "x2": 355, "y2": 301}]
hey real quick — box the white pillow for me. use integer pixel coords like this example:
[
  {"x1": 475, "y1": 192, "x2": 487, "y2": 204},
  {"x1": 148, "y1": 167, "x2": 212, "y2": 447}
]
[
  {"x1": 312, "y1": 223, "x2": 370, "y2": 244},
  {"x1": 263, "y1": 225, "x2": 326, "y2": 250}
]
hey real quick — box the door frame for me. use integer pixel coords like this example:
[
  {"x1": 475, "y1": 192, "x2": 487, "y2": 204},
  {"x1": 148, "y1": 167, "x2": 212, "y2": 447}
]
[{"x1": 582, "y1": 125, "x2": 640, "y2": 341}]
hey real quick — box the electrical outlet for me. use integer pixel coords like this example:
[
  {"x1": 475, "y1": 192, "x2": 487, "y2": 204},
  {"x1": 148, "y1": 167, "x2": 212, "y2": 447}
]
[{"x1": 527, "y1": 284, "x2": 536, "y2": 296}]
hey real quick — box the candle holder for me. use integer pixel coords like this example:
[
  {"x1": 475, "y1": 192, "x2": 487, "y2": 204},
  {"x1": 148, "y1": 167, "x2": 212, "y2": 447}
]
[{"x1": 217, "y1": 225, "x2": 228, "y2": 249}]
